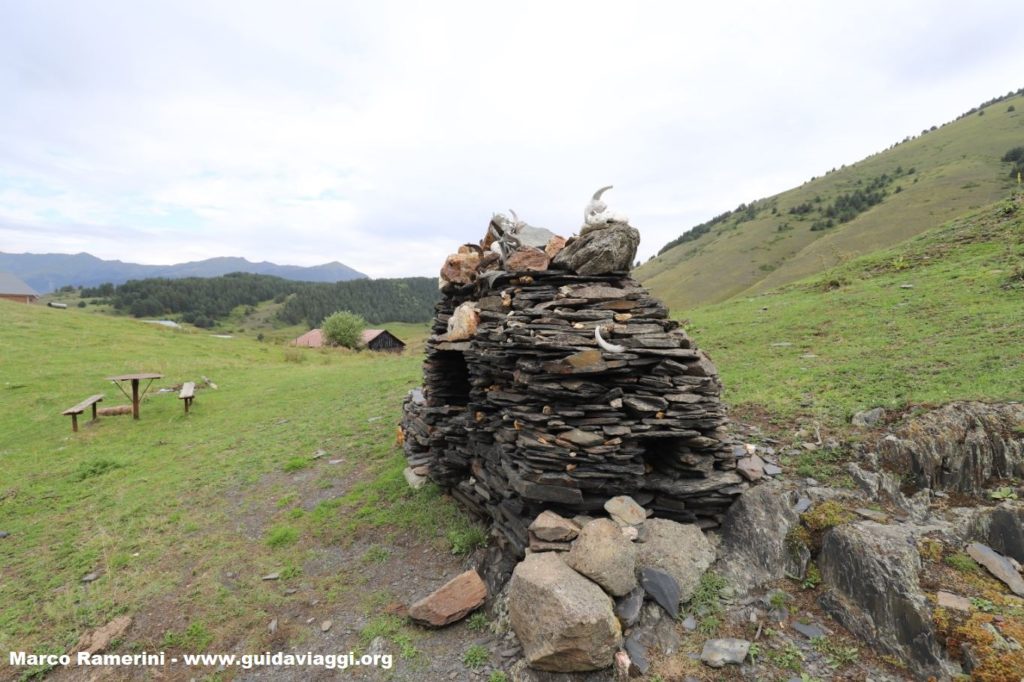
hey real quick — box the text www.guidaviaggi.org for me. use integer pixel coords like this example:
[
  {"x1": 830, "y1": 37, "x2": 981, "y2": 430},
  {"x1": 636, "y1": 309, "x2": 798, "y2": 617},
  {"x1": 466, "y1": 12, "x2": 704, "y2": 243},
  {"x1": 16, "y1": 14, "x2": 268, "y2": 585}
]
[{"x1": 11, "y1": 650, "x2": 394, "y2": 671}]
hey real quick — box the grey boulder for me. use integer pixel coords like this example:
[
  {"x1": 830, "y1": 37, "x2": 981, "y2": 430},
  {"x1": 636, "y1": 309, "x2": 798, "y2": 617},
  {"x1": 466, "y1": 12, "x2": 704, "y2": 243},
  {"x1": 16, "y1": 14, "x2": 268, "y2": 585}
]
[
  {"x1": 508, "y1": 552, "x2": 622, "y2": 672},
  {"x1": 635, "y1": 519, "x2": 715, "y2": 605},
  {"x1": 552, "y1": 224, "x2": 640, "y2": 276},
  {"x1": 564, "y1": 518, "x2": 638, "y2": 597}
]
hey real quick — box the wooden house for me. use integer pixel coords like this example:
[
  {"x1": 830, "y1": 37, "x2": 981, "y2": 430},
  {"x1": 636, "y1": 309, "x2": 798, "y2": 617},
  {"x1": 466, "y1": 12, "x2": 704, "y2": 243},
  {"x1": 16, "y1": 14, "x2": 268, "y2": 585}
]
[{"x1": 0, "y1": 273, "x2": 39, "y2": 304}]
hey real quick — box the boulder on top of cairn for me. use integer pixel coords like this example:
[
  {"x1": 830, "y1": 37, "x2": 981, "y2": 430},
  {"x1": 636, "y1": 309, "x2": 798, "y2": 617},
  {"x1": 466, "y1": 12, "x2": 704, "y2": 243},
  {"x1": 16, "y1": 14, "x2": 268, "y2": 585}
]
[
  {"x1": 440, "y1": 246, "x2": 481, "y2": 286},
  {"x1": 509, "y1": 552, "x2": 622, "y2": 672},
  {"x1": 505, "y1": 247, "x2": 551, "y2": 272},
  {"x1": 636, "y1": 519, "x2": 715, "y2": 604},
  {"x1": 564, "y1": 518, "x2": 638, "y2": 597},
  {"x1": 408, "y1": 569, "x2": 487, "y2": 627},
  {"x1": 552, "y1": 223, "x2": 640, "y2": 276}
]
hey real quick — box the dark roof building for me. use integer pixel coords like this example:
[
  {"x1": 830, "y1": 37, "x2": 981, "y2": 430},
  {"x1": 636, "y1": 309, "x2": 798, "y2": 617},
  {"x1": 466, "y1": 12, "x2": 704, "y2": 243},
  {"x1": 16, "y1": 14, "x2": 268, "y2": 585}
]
[
  {"x1": 360, "y1": 329, "x2": 406, "y2": 353},
  {"x1": 290, "y1": 328, "x2": 405, "y2": 353},
  {"x1": 0, "y1": 273, "x2": 39, "y2": 303}
]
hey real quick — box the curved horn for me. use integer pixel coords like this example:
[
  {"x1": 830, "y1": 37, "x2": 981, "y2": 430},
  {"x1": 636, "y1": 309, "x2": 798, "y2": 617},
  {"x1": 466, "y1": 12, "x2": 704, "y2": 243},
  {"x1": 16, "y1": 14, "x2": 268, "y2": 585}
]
[
  {"x1": 509, "y1": 209, "x2": 519, "y2": 222},
  {"x1": 592, "y1": 185, "x2": 614, "y2": 201},
  {"x1": 595, "y1": 325, "x2": 626, "y2": 354}
]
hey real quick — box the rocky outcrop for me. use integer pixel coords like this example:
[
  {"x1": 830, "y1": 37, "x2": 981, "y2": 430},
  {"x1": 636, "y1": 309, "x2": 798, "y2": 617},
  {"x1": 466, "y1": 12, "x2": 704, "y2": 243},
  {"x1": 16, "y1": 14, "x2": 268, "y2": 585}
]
[
  {"x1": 818, "y1": 521, "x2": 947, "y2": 677},
  {"x1": 508, "y1": 552, "x2": 622, "y2": 672},
  {"x1": 715, "y1": 481, "x2": 805, "y2": 593},
  {"x1": 564, "y1": 519, "x2": 638, "y2": 597},
  {"x1": 877, "y1": 401, "x2": 1024, "y2": 495},
  {"x1": 635, "y1": 519, "x2": 715, "y2": 604}
]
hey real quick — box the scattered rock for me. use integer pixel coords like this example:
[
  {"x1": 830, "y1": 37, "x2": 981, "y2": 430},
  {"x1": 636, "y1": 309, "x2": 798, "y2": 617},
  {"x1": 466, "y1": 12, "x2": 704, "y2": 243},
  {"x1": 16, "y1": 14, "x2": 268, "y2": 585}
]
[
  {"x1": 639, "y1": 568, "x2": 680, "y2": 618},
  {"x1": 700, "y1": 638, "x2": 750, "y2": 668},
  {"x1": 854, "y1": 507, "x2": 889, "y2": 523},
  {"x1": 795, "y1": 497, "x2": 812, "y2": 513},
  {"x1": 440, "y1": 250, "x2": 481, "y2": 286},
  {"x1": 544, "y1": 235, "x2": 567, "y2": 259},
  {"x1": 551, "y1": 223, "x2": 640, "y2": 276},
  {"x1": 528, "y1": 533, "x2": 572, "y2": 552},
  {"x1": 763, "y1": 463, "x2": 783, "y2": 476},
  {"x1": 818, "y1": 521, "x2": 947, "y2": 676},
  {"x1": 791, "y1": 621, "x2": 828, "y2": 639},
  {"x1": 0, "y1": 531, "x2": 8, "y2": 539},
  {"x1": 983, "y1": 504, "x2": 1024, "y2": 563},
  {"x1": 73, "y1": 615, "x2": 132, "y2": 655},
  {"x1": 506, "y1": 247, "x2": 551, "y2": 272},
  {"x1": 409, "y1": 569, "x2": 487, "y2": 627},
  {"x1": 81, "y1": 572, "x2": 100, "y2": 583},
  {"x1": 564, "y1": 518, "x2": 638, "y2": 597},
  {"x1": 936, "y1": 591, "x2": 972, "y2": 612},
  {"x1": 268, "y1": 619, "x2": 278, "y2": 634},
  {"x1": 508, "y1": 552, "x2": 622, "y2": 672},
  {"x1": 614, "y1": 649, "x2": 632, "y2": 679},
  {"x1": 613, "y1": 587, "x2": 644, "y2": 628},
  {"x1": 716, "y1": 482, "x2": 805, "y2": 593},
  {"x1": 681, "y1": 615, "x2": 698, "y2": 631},
  {"x1": 262, "y1": 572, "x2": 280, "y2": 581},
  {"x1": 620, "y1": 526, "x2": 638, "y2": 541},
  {"x1": 623, "y1": 636, "x2": 649, "y2": 675},
  {"x1": 966, "y1": 542, "x2": 1024, "y2": 596},
  {"x1": 320, "y1": 620, "x2": 332, "y2": 633},
  {"x1": 736, "y1": 454, "x2": 765, "y2": 481},
  {"x1": 403, "y1": 467, "x2": 427, "y2": 490},
  {"x1": 311, "y1": 449, "x2": 327, "y2": 459},
  {"x1": 852, "y1": 407, "x2": 885, "y2": 427},
  {"x1": 446, "y1": 301, "x2": 480, "y2": 341},
  {"x1": 604, "y1": 495, "x2": 647, "y2": 526},
  {"x1": 529, "y1": 510, "x2": 581, "y2": 542},
  {"x1": 635, "y1": 519, "x2": 714, "y2": 604}
]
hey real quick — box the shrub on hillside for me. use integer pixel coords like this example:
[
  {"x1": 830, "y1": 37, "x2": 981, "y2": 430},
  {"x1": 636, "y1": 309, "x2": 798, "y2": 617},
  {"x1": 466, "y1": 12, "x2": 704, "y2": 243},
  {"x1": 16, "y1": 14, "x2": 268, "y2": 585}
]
[{"x1": 322, "y1": 310, "x2": 366, "y2": 349}]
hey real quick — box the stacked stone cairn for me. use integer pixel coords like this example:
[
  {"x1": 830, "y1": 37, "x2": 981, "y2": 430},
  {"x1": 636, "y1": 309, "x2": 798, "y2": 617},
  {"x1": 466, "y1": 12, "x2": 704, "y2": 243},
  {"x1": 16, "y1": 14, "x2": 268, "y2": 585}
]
[{"x1": 402, "y1": 189, "x2": 753, "y2": 562}]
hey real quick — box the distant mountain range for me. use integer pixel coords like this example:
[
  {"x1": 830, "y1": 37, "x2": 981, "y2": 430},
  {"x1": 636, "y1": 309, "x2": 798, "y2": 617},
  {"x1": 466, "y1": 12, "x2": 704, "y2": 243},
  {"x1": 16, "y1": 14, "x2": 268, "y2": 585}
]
[{"x1": 0, "y1": 252, "x2": 367, "y2": 293}]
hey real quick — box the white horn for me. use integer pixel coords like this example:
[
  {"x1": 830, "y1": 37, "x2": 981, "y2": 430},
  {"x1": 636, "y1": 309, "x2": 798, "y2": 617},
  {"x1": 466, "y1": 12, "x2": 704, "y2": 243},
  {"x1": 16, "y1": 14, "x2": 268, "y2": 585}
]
[
  {"x1": 592, "y1": 185, "x2": 614, "y2": 201},
  {"x1": 595, "y1": 325, "x2": 626, "y2": 353}
]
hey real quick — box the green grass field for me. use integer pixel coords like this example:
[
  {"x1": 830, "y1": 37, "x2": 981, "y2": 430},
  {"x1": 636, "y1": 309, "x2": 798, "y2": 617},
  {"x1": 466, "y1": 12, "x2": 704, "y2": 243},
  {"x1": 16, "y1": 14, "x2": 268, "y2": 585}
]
[{"x1": 0, "y1": 312, "x2": 462, "y2": 676}]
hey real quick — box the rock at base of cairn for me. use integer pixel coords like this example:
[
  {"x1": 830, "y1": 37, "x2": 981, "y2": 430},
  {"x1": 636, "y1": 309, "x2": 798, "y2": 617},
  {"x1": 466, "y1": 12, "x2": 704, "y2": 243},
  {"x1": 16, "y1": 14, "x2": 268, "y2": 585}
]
[{"x1": 508, "y1": 552, "x2": 622, "y2": 672}]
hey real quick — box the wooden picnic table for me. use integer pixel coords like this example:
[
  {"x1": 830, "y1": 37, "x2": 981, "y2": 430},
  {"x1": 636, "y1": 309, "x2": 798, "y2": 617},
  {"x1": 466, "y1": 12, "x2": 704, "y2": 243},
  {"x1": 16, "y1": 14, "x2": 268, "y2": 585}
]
[{"x1": 106, "y1": 373, "x2": 162, "y2": 420}]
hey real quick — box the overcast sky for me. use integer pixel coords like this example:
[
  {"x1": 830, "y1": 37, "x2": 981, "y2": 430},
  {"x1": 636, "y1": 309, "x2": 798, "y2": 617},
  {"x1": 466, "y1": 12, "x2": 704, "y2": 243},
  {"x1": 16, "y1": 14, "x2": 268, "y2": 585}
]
[{"x1": 2, "y1": 1, "x2": 1023, "y2": 278}]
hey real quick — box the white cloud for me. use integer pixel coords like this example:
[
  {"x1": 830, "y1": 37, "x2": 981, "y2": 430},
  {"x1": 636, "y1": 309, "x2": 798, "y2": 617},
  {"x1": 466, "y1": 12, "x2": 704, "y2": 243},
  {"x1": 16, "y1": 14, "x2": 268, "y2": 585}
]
[{"x1": 1, "y1": 0, "x2": 1023, "y2": 277}]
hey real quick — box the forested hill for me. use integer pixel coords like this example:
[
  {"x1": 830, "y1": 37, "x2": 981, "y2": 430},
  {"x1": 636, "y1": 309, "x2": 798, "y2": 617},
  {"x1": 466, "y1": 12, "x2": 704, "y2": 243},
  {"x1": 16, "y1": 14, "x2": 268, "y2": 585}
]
[
  {"x1": 83, "y1": 273, "x2": 439, "y2": 327},
  {"x1": 277, "y1": 277, "x2": 439, "y2": 327}
]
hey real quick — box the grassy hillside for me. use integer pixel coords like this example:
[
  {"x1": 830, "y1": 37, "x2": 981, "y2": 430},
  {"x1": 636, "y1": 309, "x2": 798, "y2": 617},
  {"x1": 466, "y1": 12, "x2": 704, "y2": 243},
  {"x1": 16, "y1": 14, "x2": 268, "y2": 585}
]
[
  {"x1": 0, "y1": 306, "x2": 471, "y2": 674},
  {"x1": 638, "y1": 91, "x2": 1024, "y2": 311},
  {"x1": 1, "y1": 193, "x2": 1020, "y2": 677},
  {"x1": 684, "y1": 192, "x2": 1024, "y2": 421}
]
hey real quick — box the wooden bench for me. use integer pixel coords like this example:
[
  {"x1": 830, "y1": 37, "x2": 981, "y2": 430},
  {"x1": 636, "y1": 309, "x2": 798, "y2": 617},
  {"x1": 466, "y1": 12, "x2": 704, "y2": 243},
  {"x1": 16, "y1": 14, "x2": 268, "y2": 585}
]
[
  {"x1": 179, "y1": 382, "x2": 196, "y2": 414},
  {"x1": 62, "y1": 394, "x2": 104, "y2": 432}
]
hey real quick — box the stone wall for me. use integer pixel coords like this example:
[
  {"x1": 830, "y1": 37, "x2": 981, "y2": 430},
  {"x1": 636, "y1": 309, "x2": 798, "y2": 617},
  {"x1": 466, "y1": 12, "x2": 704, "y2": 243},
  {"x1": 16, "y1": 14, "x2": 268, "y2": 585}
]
[{"x1": 401, "y1": 212, "x2": 747, "y2": 557}]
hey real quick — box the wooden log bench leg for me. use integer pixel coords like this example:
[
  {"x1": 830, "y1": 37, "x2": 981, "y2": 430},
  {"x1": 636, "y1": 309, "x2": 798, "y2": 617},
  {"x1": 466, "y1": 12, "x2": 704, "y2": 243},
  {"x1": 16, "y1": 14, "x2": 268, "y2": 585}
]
[{"x1": 71, "y1": 413, "x2": 79, "y2": 433}]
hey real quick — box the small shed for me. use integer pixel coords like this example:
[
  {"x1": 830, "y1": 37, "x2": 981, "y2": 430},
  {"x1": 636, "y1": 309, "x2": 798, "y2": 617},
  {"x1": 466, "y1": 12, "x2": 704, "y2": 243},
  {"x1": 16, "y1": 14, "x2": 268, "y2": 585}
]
[
  {"x1": 0, "y1": 273, "x2": 39, "y2": 304},
  {"x1": 361, "y1": 329, "x2": 406, "y2": 353}
]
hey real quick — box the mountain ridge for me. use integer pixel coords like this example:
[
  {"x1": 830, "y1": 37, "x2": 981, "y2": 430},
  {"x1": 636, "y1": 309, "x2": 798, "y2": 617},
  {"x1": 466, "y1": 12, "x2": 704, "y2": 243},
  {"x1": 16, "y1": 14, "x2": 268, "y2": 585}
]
[
  {"x1": 0, "y1": 251, "x2": 367, "y2": 292},
  {"x1": 636, "y1": 88, "x2": 1024, "y2": 311}
]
